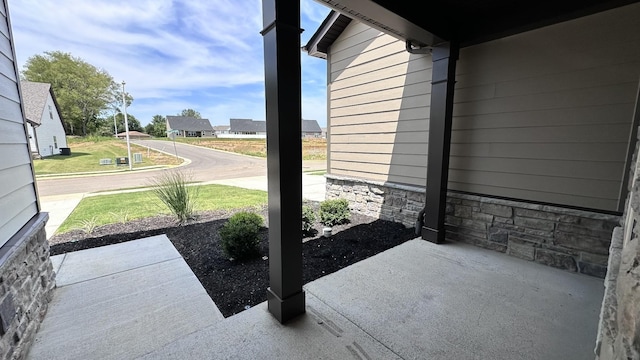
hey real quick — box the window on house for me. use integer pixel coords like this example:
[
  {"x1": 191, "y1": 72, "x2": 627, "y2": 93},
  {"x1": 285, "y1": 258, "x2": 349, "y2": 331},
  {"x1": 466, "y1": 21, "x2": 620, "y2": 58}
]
[
  {"x1": 49, "y1": 105, "x2": 53, "y2": 119},
  {"x1": 53, "y1": 136, "x2": 57, "y2": 149}
]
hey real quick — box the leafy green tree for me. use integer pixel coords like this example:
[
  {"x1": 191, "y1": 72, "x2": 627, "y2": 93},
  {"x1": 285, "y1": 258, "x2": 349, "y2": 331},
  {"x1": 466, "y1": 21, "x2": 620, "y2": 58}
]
[
  {"x1": 178, "y1": 108, "x2": 201, "y2": 119},
  {"x1": 22, "y1": 51, "x2": 129, "y2": 136},
  {"x1": 145, "y1": 115, "x2": 167, "y2": 137},
  {"x1": 113, "y1": 112, "x2": 142, "y2": 133}
]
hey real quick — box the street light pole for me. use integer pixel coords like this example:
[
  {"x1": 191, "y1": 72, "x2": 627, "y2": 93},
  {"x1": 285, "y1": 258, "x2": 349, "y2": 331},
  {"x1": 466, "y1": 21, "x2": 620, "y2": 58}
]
[
  {"x1": 113, "y1": 111, "x2": 117, "y2": 137},
  {"x1": 121, "y1": 81, "x2": 132, "y2": 171}
]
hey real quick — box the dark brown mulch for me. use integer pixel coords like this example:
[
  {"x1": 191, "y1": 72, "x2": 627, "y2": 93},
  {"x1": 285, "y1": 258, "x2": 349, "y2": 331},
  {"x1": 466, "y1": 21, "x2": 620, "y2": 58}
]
[{"x1": 49, "y1": 203, "x2": 417, "y2": 317}]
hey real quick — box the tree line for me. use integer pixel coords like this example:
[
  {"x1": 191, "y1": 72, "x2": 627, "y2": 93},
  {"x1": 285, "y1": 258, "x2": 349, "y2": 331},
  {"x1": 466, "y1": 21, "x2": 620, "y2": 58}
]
[{"x1": 21, "y1": 50, "x2": 202, "y2": 138}]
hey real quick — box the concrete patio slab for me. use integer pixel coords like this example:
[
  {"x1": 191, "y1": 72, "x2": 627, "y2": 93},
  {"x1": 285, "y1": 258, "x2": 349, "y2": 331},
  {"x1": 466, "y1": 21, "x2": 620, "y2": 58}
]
[
  {"x1": 27, "y1": 235, "x2": 223, "y2": 360},
  {"x1": 29, "y1": 234, "x2": 604, "y2": 359},
  {"x1": 138, "y1": 292, "x2": 401, "y2": 360},
  {"x1": 304, "y1": 239, "x2": 604, "y2": 360}
]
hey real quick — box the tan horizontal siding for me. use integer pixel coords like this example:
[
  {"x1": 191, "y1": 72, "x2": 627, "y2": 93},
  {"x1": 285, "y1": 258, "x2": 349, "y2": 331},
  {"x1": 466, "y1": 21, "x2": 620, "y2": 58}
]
[
  {"x1": 332, "y1": 57, "x2": 430, "y2": 91},
  {"x1": 331, "y1": 51, "x2": 420, "y2": 83},
  {"x1": 331, "y1": 143, "x2": 428, "y2": 156},
  {"x1": 331, "y1": 32, "x2": 398, "y2": 65},
  {"x1": 331, "y1": 168, "x2": 425, "y2": 187},
  {"x1": 449, "y1": 156, "x2": 624, "y2": 181},
  {"x1": 449, "y1": 142, "x2": 626, "y2": 162},
  {"x1": 332, "y1": 120, "x2": 428, "y2": 135},
  {"x1": 448, "y1": 181, "x2": 618, "y2": 210},
  {"x1": 331, "y1": 95, "x2": 429, "y2": 118},
  {"x1": 332, "y1": 131, "x2": 427, "y2": 144},
  {"x1": 452, "y1": 103, "x2": 634, "y2": 130},
  {"x1": 332, "y1": 152, "x2": 427, "y2": 167},
  {"x1": 332, "y1": 68, "x2": 430, "y2": 100},
  {"x1": 451, "y1": 123, "x2": 630, "y2": 144},
  {"x1": 332, "y1": 82, "x2": 429, "y2": 108},
  {"x1": 448, "y1": 169, "x2": 620, "y2": 200},
  {"x1": 332, "y1": 108, "x2": 428, "y2": 125}
]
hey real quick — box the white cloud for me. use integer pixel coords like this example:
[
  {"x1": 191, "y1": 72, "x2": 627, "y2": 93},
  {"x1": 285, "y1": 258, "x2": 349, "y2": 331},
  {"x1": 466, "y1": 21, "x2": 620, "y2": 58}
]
[{"x1": 9, "y1": 0, "x2": 330, "y2": 127}]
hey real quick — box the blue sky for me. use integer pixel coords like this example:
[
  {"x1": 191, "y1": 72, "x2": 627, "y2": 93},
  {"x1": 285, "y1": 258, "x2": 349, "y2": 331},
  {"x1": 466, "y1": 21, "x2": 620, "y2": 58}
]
[{"x1": 8, "y1": 0, "x2": 331, "y2": 127}]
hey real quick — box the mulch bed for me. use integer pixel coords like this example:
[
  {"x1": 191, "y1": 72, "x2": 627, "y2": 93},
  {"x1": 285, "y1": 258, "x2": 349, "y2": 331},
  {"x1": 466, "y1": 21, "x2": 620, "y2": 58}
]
[{"x1": 49, "y1": 202, "x2": 417, "y2": 317}]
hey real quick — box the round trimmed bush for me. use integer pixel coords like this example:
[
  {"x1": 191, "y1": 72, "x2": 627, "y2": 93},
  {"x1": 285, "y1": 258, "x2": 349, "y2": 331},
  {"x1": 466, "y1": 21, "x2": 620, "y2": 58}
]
[
  {"x1": 319, "y1": 198, "x2": 350, "y2": 227},
  {"x1": 219, "y1": 212, "x2": 264, "y2": 261}
]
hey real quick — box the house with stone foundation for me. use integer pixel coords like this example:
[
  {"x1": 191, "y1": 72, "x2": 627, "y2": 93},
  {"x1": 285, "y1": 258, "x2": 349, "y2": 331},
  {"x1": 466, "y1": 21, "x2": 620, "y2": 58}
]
[
  {"x1": 303, "y1": 2, "x2": 640, "y2": 357},
  {"x1": 0, "y1": 0, "x2": 56, "y2": 358}
]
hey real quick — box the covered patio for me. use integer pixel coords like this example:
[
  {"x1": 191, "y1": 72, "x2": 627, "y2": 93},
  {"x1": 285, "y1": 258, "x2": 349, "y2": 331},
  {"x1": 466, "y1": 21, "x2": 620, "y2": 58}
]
[{"x1": 27, "y1": 234, "x2": 602, "y2": 359}]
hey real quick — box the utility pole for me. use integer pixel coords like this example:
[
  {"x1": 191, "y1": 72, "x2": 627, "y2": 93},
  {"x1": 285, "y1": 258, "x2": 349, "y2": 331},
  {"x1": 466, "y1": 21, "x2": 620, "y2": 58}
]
[{"x1": 122, "y1": 81, "x2": 132, "y2": 171}]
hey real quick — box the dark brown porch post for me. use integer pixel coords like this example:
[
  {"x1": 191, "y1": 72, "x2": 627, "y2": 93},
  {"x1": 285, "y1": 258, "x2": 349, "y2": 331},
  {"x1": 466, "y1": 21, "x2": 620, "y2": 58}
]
[
  {"x1": 260, "y1": 0, "x2": 305, "y2": 323},
  {"x1": 422, "y1": 42, "x2": 458, "y2": 244}
]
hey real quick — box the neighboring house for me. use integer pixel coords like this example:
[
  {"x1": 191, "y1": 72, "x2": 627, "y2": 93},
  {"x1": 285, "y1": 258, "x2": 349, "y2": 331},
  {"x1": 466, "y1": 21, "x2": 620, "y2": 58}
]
[
  {"x1": 300, "y1": 3, "x2": 640, "y2": 355},
  {"x1": 165, "y1": 116, "x2": 214, "y2": 137},
  {"x1": 21, "y1": 81, "x2": 67, "y2": 158},
  {"x1": 302, "y1": 120, "x2": 322, "y2": 138},
  {"x1": 320, "y1": 127, "x2": 327, "y2": 138},
  {"x1": 212, "y1": 125, "x2": 230, "y2": 137},
  {"x1": 0, "y1": 2, "x2": 56, "y2": 358},
  {"x1": 228, "y1": 118, "x2": 267, "y2": 138},
  {"x1": 219, "y1": 118, "x2": 322, "y2": 138},
  {"x1": 116, "y1": 131, "x2": 151, "y2": 140}
]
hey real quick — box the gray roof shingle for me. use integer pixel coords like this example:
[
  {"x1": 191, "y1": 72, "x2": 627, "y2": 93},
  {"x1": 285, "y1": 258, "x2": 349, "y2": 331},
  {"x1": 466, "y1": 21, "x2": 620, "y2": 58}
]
[
  {"x1": 229, "y1": 118, "x2": 266, "y2": 133},
  {"x1": 20, "y1": 81, "x2": 53, "y2": 125},
  {"x1": 229, "y1": 118, "x2": 322, "y2": 133},
  {"x1": 166, "y1": 116, "x2": 213, "y2": 131}
]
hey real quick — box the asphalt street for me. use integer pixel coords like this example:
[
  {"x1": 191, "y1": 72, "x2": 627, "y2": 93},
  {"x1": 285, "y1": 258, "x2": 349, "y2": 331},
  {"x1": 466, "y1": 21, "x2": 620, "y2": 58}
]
[{"x1": 36, "y1": 139, "x2": 269, "y2": 196}]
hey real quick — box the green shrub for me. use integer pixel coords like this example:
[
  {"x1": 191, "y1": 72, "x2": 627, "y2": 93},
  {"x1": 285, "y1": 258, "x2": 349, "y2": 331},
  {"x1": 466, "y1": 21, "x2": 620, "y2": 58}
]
[
  {"x1": 302, "y1": 205, "x2": 317, "y2": 233},
  {"x1": 319, "y1": 198, "x2": 350, "y2": 227},
  {"x1": 219, "y1": 212, "x2": 264, "y2": 260},
  {"x1": 150, "y1": 170, "x2": 198, "y2": 223}
]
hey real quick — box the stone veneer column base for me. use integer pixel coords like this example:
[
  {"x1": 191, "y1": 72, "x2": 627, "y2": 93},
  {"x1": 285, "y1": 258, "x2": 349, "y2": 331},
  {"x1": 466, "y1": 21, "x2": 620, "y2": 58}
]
[
  {"x1": 326, "y1": 175, "x2": 619, "y2": 278},
  {"x1": 0, "y1": 213, "x2": 55, "y2": 359}
]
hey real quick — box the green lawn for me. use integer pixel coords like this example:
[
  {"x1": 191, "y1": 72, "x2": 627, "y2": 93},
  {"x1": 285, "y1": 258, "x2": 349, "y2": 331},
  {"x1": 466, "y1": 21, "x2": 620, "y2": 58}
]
[
  {"x1": 33, "y1": 137, "x2": 181, "y2": 175},
  {"x1": 57, "y1": 184, "x2": 268, "y2": 234}
]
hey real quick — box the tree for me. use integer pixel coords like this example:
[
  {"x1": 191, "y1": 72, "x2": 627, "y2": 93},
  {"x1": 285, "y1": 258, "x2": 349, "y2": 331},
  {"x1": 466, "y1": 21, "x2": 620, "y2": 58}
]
[
  {"x1": 22, "y1": 51, "x2": 129, "y2": 136},
  {"x1": 178, "y1": 109, "x2": 201, "y2": 119},
  {"x1": 113, "y1": 112, "x2": 142, "y2": 133},
  {"x1": 145, "y1": 115, "x2": 167, "y2": 137}
]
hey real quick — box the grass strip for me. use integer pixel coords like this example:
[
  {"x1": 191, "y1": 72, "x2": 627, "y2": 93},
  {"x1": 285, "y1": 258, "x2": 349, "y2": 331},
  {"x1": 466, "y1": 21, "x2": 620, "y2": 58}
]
[{"x1": 56, "y1": 184, "x2": 268, "y2": 234}]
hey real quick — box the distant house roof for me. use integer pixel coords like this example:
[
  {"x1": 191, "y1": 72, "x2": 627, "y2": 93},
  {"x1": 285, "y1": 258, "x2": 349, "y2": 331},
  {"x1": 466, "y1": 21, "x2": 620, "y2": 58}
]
[
  {"x1": 229, "y1": 118, "x2": 322, "y2": 133},
  {"x1": 230, "y1": 118, "x2": 266, "y2": 133},
  {"x1": 20, "y1": 81, "x2": 61, "y2": 126},
  {"x1": 166, "y1": 116, "x2": 213, "y2": 131},
  {"x1": 302, "y1": 120, "x2": 322, "y2": 133},
  {"x1": 213, "y1": 125, "x2": 230, "y2": 131},
  {"x1": 303, "y1": 10, "x2": 352, "y2": 59}
]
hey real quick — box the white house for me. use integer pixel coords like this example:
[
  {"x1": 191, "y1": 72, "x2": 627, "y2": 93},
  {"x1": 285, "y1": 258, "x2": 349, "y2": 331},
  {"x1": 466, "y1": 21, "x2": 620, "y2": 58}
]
[{"x1": 20, "y1": 81, "x2": 67, "y2": 158}]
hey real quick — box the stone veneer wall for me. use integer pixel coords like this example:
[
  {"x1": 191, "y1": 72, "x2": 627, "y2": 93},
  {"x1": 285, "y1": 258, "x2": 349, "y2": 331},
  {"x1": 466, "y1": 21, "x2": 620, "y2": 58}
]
[
  {"x1": 326, "y1": 174, "x2": 619, "y2": 278},
  {"x1": 0, "y1": 213, "x2": 55, "y2": 359},
  {"x1": 595, "y1": 132, "x2": 640, "y2": 358}
]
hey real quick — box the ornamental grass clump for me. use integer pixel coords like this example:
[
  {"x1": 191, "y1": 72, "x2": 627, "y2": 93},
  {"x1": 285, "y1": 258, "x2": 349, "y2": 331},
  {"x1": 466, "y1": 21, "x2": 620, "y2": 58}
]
[
  {"x1": 151, "y1": 170, "x2": 198, "y2": 223},
  {"x1": 319, "y1": 198, "x2": 350, "y2": 227},
  {"x1": 219, "y1": 211, "x2": 264, "y2": 261}
]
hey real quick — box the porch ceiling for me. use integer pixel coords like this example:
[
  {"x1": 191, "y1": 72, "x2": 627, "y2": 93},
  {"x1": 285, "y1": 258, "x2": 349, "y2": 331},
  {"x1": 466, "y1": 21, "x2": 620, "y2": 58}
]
[{"x1": 316, "y1": 0, "x2": 639, "y2": 47}]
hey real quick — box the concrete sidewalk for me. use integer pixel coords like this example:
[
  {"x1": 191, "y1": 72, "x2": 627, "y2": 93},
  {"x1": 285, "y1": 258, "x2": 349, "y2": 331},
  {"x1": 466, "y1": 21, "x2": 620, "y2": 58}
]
[{"x1": 29, "y1": 236, "x2": 603, "y2": 359}]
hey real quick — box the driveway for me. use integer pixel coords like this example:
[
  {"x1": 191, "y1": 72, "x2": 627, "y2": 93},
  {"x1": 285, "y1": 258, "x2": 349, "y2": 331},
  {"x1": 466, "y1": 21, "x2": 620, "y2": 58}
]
[{"x1": 36, "y1": 140, "x2": 268, "y2": 196}]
